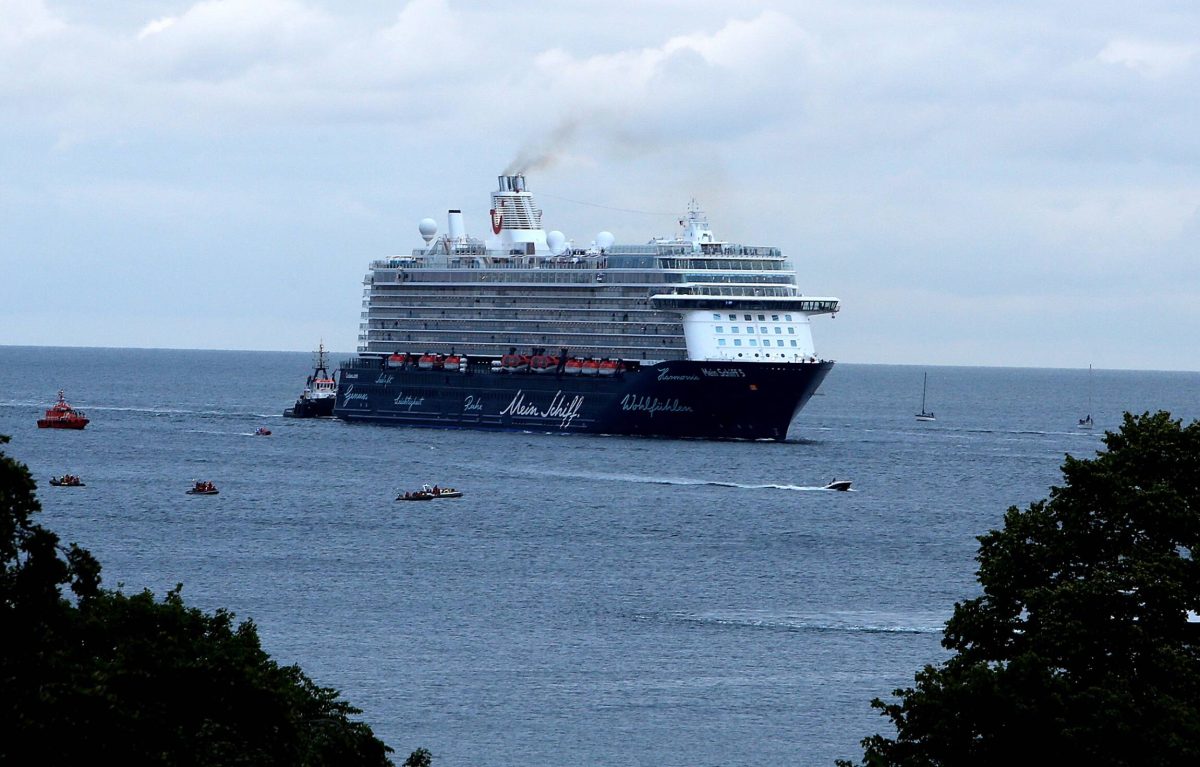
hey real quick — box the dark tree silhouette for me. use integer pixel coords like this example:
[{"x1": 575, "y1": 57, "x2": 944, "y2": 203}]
[
  {"x1": 839, "y1": 411, "x2": 1200, "y2": 766},
  {"x1": 0, "y1": 434, "x2": 421, "y2": 766}
]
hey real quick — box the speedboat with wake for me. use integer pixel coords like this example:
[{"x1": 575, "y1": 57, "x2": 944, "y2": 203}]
[{"x1": 823, "y1": 479, "x2": 852, "y2": 491}]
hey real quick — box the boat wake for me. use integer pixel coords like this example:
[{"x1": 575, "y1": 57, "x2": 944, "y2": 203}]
[
  {"x1": 476, "y1": 463, "x2": 827, "y2": 491},
  {"x1": 650, "y1": 610, "x2": 944, "y2": 636}
]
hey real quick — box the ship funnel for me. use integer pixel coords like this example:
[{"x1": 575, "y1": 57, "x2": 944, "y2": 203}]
[
  {"x1": 497, "y1": 174, "x2": 526, "y2": 193},
  {"x1": 447, "y1": 209, "x2": 466, "y2": 241}
]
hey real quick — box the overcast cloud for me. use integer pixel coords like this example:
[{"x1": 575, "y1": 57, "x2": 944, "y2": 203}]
[{"x1": 2, "y1": 0, "x2": 1197, "y2": 370}]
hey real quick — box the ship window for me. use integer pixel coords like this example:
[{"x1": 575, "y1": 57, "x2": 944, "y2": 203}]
[
  {"x1": 744, "y1": 314, "x2": 752, "y2": 321},
  {"x1": 746, "y1": 327, "x2": 754, "y2": 334},
  {"x1": 787, "y1": 327, "x2": 795, "y2": 334},
  {"x1": 771, "y1": 315, "x2": 780, "y2": 321},
  {"x1": 715, "y1": 326, "x2": 724, "y2": 333},
  {"x1": 731, "y1": 327, "x2": 739, "y2": 334},
  {"x1": 774, "y1": 327, "x2": 782, "y2": 334},
  {"x1": 728, "y1": 314, "x2": 736, "y2": 321},
  {"x1": 785, "y1": 314, "x2": 793, "y2": 321},
  {"x1": 776, "y1": 340, "x2": 785, "y2": 347},
  {"x1": 749, "y1": 339, "x2": 758, "y2": 347},
  {"x1": 758, "y1": 314, "x2": 765, "y2": 321},
  {"x1": 790, "y1": 340, "x2": 798, "y2": 347},
  {"x1": 712, "y1": 313, "x2": 721, "y2": 320},
  {"x1": 734, "y1": 339, "x2": 742, "y2": 347},
  {"x1": 718, "y1": 338, "x2": 727, "y2": 346},
  {"x1": 759, "y1": 326, "x2": 767, "y2": 333}
]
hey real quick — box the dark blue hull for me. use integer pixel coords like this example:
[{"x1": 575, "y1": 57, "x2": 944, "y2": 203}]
[{"x1": 333, "y1": 357, "x2": 832, "y2": 441}]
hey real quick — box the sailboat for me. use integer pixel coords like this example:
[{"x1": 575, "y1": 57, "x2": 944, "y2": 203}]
[
  {"x1": 915, "y1": 372, "x2": 935, "y2": 421},
  {"x1": 1077, "y1": 364, "x2": 1094, "y2": 429}
]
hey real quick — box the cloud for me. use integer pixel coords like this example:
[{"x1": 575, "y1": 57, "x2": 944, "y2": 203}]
[{"x1": 1098, "y1": 39, "x2": 1198, "y2": 79}]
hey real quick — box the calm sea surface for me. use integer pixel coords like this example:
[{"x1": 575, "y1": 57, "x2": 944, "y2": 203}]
[{"x1": 2, "y1": 346, "x2": 1198, "y2": 766}]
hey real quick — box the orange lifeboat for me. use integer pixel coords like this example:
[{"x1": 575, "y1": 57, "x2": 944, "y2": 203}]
[
  {"x1": 387, "y1": 353, "x2": 406, "y2": 367},
  {"x1": 529, "y1": 354, "x2": 559, "y2": 373},
  {"x1": 501, "y1": 353, "x2": 529, "y2": 373},
  {"x1": 598, "y1": 359, "x2": 621, "y2": 376},
  {"x1": 580, "y1": 359, "x2": 600, "y2": 376},
  {"x1": 418, "y1": 354, "x2": 441, "y2": 370},
  {"x1": 563, "y1": 358, "x2": 583, "y2": 375},
  {"x1": 443, "y1": 355, "x2": 463, "y2": 371}
]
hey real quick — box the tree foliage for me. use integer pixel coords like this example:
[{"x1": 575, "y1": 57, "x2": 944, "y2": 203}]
[
  {"x1": 839, "y1": 411, "x2": 1200, "y2": 767},
  {"x1": 0, "y1": 434, "x2": 405, "y2": 766}
]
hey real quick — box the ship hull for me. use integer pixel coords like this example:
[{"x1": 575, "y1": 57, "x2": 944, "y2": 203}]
[
  {"x1": 283, "y1": 397, "x2": 336, "y2": 419},
  {"x1": 333, "y1": 358, "x2": 832, "y2": 441}
]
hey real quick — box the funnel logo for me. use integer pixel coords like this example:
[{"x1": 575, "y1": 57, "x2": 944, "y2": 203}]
[{"x1": 490, "y1": 209, "x2": 503, "y2": 234}]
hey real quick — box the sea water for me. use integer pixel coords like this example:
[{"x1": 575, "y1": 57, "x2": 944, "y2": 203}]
[{"x1": 2, "y1": 346, "x2": 1198, "y2": 766}]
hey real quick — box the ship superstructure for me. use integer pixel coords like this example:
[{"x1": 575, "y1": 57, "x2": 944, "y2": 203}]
[{"x1": 335, "y1": 173, "x2": 840, "y2": 441}]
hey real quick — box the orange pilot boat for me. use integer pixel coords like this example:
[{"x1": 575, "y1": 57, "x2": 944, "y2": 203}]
[{"x1": 37, "y1": 390, "x2": 89, "y2": 430}]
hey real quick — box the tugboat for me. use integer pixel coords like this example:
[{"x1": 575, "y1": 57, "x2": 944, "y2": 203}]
[
  {"x1": 37, "y1": 390, "x2": 90, "y2": 430},
  {"x1": 283, "y1": 343, "x2": 338, "y2": 418},
  {"x1": 49, "y1": 474, "x2": 85, "y2": 487},
  {"x1": 186, "y1": 480, "x2": 219, "y2": 495}
]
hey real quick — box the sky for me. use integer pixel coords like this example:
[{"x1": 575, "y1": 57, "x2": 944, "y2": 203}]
[{"x1": 1, "y1": 0, "x2": 1198, "y2": 370}]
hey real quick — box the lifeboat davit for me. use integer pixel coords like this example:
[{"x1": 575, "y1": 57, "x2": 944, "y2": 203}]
[
  {"x1": 580, "y1": 359, "x2": 600, "y2": 376},
  {"x1": 563, "y1": 358, "x2": 583, "y2": 375}
]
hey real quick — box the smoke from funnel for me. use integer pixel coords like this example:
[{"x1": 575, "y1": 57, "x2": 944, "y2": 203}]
[{"x1": 504, "y1": 119, "x2": 581, "y2": 175}]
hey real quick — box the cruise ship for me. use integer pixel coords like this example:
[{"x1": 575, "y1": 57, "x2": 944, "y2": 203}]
[{"x1": 333, "y1": 174, "x2": 840, "y2": 440}]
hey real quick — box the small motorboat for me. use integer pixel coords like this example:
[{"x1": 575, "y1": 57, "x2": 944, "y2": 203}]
[
  {"x1": 823, "y1": 479, "x2": 852, "y2": 491},
  {"x1": 186, "y1": 480, "x2": 219, "y2": 495},
  {"x1": 37, "y1": 390, "x2": 90, "y2": 430},
  {"x1": 49, "y1": 474, "x2": 85, "y2": 487},
  {"x1": 397, "y1": 484, "x2": 463, "y2": 501},
  {"x1": 254, "y1": 426, "x2": 272, "y2": 436},
  {"x1": 422, "y1": 484, "x2": 462, "y2": 499}
]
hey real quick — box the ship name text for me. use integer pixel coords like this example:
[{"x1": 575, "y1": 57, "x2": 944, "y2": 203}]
[
  {"x1": 701, "y1": 368, "x2": 745, "y2": 378},
  {"x1": 657, "y1": 368, "x2": 700, "y2": 382},
  {"x1": 620, "y1": 394, "x2": 694, "y2": 417},
  {"x1": 500, "y1": 390, "x2": 584, "y2": 428}
]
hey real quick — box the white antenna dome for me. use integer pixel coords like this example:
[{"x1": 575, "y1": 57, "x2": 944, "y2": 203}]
[
  {"x1": 547, "y1": 230, "x2": 566, "y2": 255},
  {"x1": 419, "y1": 217, "x2": 438, "y2": 243},
  {"x1": 595, "y1": 231, "x2": 615, "y2": 251}
]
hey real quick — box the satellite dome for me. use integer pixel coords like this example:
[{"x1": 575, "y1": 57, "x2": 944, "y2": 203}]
[
  {"x1": 547, "y1": 230, "x2": 566, "y2": 255},
  {"x1": 595, "y1": 231, "x2": 615, "y2": 251},
  {"x1": 419, "y1": 217, "x2": 438, "y2": 243}
]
